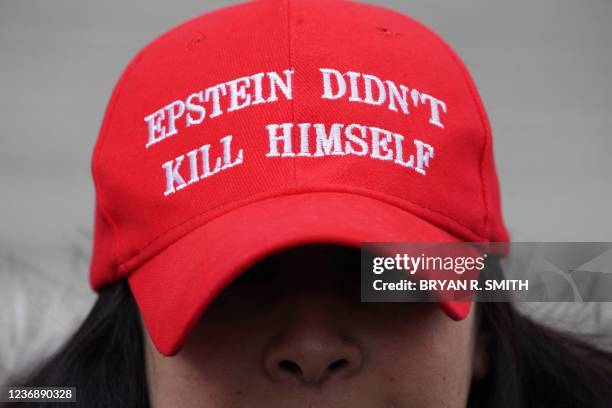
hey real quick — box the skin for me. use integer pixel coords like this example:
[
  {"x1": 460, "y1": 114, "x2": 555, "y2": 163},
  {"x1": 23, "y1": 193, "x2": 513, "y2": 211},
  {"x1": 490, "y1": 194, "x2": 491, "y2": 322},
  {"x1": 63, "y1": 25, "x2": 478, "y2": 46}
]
[{"x1": 144, "y1": 244, "x2": 489, "y2": 407}]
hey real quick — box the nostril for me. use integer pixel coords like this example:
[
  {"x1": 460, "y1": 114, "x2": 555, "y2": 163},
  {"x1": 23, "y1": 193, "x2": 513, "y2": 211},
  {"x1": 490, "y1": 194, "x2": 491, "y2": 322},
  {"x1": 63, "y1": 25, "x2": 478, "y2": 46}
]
[
  {"x1": 279, "y1": 360, "x2": 301, "y2": 375},
  {"x1": 263, "y1": 333, "x2": 363, "y2": 384},
  {"x1": 328, "y1": 359, "x2": 348, "y2": 371}
]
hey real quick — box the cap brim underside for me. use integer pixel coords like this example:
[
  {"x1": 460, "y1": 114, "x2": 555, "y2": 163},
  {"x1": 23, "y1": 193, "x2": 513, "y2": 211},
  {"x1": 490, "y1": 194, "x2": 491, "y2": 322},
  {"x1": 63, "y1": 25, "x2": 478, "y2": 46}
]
[{"x1": 127, "y1": 191, "x2": 472, "y2": 356}]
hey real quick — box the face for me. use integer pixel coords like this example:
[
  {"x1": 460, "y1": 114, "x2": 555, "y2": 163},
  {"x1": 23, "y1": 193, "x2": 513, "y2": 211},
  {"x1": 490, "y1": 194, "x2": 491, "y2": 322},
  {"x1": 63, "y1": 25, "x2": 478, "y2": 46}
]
[{"x1": 144, "y1": 244, "x2": 488, "y2": 408}]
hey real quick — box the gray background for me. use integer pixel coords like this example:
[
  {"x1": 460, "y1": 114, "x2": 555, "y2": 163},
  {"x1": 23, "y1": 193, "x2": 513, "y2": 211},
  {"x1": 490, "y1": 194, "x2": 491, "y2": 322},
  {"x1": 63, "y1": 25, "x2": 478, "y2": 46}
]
[{"x1": 1, "y1": 0, "x2": 611, "y2": 383}]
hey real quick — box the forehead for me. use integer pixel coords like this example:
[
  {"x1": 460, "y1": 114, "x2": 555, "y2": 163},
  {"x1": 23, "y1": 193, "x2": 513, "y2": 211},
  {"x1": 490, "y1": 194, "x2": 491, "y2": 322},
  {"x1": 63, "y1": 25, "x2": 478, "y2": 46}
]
[{"x1": 231, "y1": 244, "x2": 361, "y2": 290}]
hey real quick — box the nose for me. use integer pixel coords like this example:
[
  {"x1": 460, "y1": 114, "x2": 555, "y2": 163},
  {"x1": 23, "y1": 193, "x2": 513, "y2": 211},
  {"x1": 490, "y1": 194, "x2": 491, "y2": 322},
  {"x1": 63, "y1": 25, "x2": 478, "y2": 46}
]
[{"x1": 262, "y1": 320, "x2": 363, "y2": 385}]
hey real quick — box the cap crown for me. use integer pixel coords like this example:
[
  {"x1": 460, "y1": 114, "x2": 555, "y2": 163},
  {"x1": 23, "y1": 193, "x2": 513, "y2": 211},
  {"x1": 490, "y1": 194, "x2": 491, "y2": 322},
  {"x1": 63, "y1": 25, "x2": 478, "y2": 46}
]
[{"x1": 90, "y1": 0, "x2": 509, "y2": 289}]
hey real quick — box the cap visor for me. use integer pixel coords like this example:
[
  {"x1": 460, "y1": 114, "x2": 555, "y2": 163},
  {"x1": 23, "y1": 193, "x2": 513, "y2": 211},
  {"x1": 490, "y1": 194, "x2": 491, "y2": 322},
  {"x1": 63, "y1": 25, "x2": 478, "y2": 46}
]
[{"x1": 128, "y1": 191, "x2": 471, "y2": 356}]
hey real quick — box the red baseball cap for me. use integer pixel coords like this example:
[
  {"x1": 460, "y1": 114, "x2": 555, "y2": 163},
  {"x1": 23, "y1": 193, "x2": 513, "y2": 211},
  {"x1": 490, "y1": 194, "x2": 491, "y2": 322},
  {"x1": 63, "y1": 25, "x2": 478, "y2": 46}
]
[{"x1": 89, "y1": 0, "x2": 509, "y2": 356}]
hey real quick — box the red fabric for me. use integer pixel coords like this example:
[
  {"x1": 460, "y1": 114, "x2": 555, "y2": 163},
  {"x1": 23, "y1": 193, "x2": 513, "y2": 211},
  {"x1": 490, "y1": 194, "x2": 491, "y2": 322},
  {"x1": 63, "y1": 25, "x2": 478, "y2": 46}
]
[
  {"x1": 89, "y1": 0, "x2": 510, "y2": 356},
  {"x1": 129, "y1": 192, "x2": 468, "y2": 355}
]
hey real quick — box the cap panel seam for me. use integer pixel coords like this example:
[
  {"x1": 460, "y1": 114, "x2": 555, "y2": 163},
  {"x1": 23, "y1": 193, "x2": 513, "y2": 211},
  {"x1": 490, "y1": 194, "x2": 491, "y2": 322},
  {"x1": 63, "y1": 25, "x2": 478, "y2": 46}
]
[
  {"x1": 440, "y1": 47, "x2": 491, "y2": 240},
  {"x1": 92, "y1": 51, "x2": 147, "y2": 282},
  {"x1": 287, "y1": 0, "x2": 298, "y2": 186},
  {"x1": 447, "y1": 52, "x2": 492, "y2": 239},
  {"x1": 402, "y1": 16, "x2": 491, "y2": 239}
]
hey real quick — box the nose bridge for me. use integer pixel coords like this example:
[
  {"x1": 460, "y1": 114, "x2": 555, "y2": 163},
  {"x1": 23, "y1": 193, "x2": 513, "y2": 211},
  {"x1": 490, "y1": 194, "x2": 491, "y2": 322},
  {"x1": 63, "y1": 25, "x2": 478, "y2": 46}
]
[{"x1": 262, "y1": 289, "x2": 363, "y2": 385}]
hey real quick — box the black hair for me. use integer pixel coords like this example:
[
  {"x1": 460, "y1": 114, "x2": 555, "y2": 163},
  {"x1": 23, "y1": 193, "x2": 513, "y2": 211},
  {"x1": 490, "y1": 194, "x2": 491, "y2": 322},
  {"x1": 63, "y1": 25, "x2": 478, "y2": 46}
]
[
  {"x1": 4, "y1": 257, "x2": 612, "y2": 408},
  {"x1": 2, "y1": 281, "x2": 148, "y2": 408},
  {"x1": 469, "y1": 302, "x2": 612, "y2": 408},
  {"x1": 468, "y1": 258, "x2": 612, "y2": 408}
]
